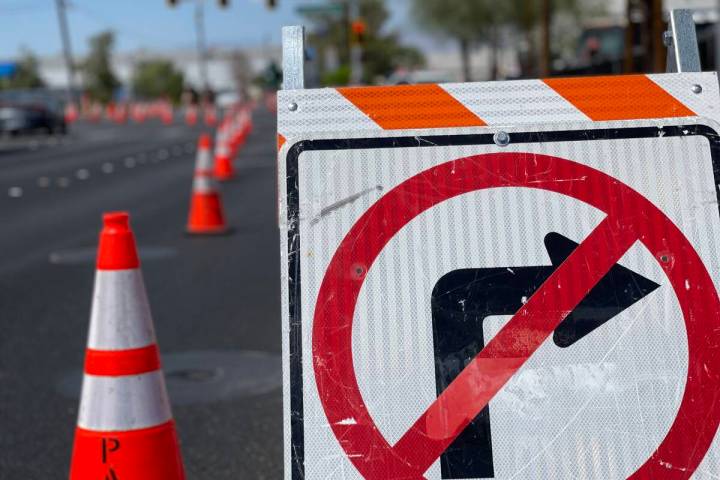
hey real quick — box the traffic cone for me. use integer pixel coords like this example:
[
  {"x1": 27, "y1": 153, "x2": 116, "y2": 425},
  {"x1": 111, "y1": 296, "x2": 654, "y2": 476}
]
[
  {"x1": 69, "y1": 212, "x2": 185, "y2": 480},
  {"x1": 204, "y1": 106, "x2": 217, "y2": 126},
  {"x1": 213, "y1": 129, "x2": 234, "y2": 181},
  {"x1": 187, "y1": 134, "x2": 230, "y2": 234},
  {"x1": 185, "y1": 106, "x2": 198, "y2": 126}
]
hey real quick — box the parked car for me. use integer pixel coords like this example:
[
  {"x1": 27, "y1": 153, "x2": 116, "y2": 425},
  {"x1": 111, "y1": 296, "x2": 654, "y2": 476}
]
[
  {"x1": 0, "y1": 101, "x2": 67, "y2": 136},
  {"x1": 0, "y1": 90, "x2": 68, "y2": 136}
]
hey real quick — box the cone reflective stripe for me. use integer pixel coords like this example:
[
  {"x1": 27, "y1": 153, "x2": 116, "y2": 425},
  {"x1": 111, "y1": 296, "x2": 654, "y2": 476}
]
[
  {"x1": 187, "y1": 134, "x2": 229, "y2": 234},
  {"x1": 196, "y1": 133, "x2": 213, "y2": 173},
  {"x1": 213, "y1": 130, "x2": 234, "y2": 180},
  {"x1": 70, "y1": 212, "x2": 185, "y2": 480}
]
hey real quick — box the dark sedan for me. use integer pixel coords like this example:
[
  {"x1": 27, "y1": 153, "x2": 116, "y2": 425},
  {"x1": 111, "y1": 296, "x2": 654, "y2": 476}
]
[{"x1": 0, "y1": 102, "x2": 66, "y2": 135}]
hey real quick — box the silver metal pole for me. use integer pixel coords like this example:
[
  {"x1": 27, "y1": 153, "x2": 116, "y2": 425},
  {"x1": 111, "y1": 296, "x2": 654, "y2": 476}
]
[
  {"x1": 282, "y1": 26, "x2": 305, "y2": 90},
  {"x1": 55, "y1": 0, "x2": 76, "y2": 105},
  {"x1": 195, "y1": 0, "x2": 210, "y2": 94},
  {"x1": 665, "y1": 9, "x2": 702, "y2": 72}
]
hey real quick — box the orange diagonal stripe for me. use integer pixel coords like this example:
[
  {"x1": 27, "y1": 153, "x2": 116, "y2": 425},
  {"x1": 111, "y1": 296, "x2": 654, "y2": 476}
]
[
  {"x1": 277, "y1": 133, "x2": 286, "y2": 151},
  {"x1": 338, "y1": 84, "x2": 486, "y2": 129},
  {"x1": 544, "y1": 75, "x2": 695, "y2": 121}
]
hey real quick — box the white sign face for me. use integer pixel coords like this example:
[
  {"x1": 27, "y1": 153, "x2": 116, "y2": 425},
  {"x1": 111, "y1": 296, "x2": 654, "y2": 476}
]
[{"x1": 278, "y1": 73, "x2": 720, "y2": 480}]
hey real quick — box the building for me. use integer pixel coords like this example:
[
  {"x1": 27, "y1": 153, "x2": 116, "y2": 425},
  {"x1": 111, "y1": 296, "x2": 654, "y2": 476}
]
[{"x1": 36, "y1": 44, "x2": 280, "y2": 94}]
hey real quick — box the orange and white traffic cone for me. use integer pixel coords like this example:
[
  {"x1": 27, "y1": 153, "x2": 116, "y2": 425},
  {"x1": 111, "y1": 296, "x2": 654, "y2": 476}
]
[
  {"x1": 184, "y1": 106, "x2": 198, "y2": 126},
  {"x1": 187, "y1": 134, "x2": 230, "y2": 234},
  {"x1": 204, "y1": 106, "x2": 217, "y2": 126},
  {"x1": 69, "y1": 212, "x2": 185, "y2": 480},
  {"x1": 213, "y1": 128, "x2": 234, "y2": 181}
]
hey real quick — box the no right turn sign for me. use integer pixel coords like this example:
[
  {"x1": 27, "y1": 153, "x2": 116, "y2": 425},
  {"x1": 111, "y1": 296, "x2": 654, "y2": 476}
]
[{"x1": 278, "y1": 73, "x2": 720, "y2": 479}]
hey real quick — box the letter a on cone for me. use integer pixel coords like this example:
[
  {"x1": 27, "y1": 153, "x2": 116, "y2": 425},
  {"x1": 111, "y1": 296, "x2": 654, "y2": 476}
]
[
  {"x1": 69, "y1": 212, "x2": 185, "y2": 480},
  {"x1": 187, "y1": 133, "x2": 230, "y2": 234}
]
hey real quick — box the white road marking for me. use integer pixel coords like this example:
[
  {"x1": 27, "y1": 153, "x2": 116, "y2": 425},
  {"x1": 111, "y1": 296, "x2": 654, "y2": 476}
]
[
  {"x1": 8, "y1": 186, "x2": 23, "y2": 198},
  {"x1": 101, "y1": 163, "x2": 114, "y2": 174},
  {"x1": 124, "y1": 157, "x2": 136, "y2": 168},
  {"x1": 76, "y1": 168, "x2": 90, "y2": 180}
]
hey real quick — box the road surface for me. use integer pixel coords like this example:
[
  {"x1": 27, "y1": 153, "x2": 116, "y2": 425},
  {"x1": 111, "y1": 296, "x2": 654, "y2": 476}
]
[{"x1": 0, "y1": 110, "x2": 283, "y2": 478}]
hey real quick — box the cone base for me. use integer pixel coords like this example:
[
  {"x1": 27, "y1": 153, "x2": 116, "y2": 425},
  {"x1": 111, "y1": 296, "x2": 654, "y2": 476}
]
[
  {"x1": 70, "y1": 420, "x2": 185, "y2": 480},
  {"x1": 186, "y1": 193, "x2": 229, "y2": 235},
  {"x1": 214, "y1": 160, "x2": 235, "y2": 181}
]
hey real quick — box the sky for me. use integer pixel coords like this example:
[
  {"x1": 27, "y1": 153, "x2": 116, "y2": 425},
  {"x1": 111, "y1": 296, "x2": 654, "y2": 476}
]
[{"x1": 0, "y1": 0, "x2": 418, "y2": 60}]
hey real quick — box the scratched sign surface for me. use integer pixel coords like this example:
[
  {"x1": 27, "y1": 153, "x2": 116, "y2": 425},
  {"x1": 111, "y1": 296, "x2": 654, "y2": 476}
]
[{"x1": 278, "y1": 73, "x2": 720, "y2": 479}]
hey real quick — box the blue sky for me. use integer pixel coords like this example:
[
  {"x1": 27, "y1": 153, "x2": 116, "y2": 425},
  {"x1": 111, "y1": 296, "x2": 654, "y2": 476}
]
[{"x1": 0, "y1": 0, "x2": 421, "y2": 60}]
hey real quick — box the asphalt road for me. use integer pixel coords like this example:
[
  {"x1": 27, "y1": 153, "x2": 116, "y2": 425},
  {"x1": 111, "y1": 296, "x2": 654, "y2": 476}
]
[{"x1": 0, "y1": 109, "x2": 283, "y2": 478}]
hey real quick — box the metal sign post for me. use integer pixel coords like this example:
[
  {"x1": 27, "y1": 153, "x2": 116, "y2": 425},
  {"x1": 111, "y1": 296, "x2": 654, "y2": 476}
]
[
  {"x1": 665, "y1": 9, "x2": 702, "y2": 73},
  {"x1": 282, "y1": 26, "x2": 305, "y2": 91}
]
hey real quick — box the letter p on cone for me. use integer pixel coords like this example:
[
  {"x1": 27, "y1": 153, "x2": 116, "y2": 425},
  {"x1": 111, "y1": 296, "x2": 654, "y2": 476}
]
[{"x1": 69, "y1": 212, "x2": 185, "y2": 480}]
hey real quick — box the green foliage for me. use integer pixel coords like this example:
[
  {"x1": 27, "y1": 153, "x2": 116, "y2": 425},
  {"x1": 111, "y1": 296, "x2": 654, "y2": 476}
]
[
  {"x1": 82, "y1": 31, "x2": 120, "y2": 104},
  {"x1": 412, "y1": 0, "x2": 497, "y2": 43},
  {"x1": 321, "y1": 65, "x2": 351, "y2": 86},
  {"x1": 0, "y1": 50, "x2": 45, "y2": 90},
  {"x1": 131, "y1": 59, "x2": 184, "y2": 103},
  {"x1": 302, "y1": 0, "x2": 424, "y2": 85}
]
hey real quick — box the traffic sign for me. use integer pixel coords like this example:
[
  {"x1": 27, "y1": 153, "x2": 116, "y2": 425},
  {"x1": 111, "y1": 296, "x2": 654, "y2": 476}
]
[
  {"x1": 278, "y1": 73, "x2": 720, "y2": 479},
  {"x1": 0, "y1": 62, "x2": 17, "y2": 78}
]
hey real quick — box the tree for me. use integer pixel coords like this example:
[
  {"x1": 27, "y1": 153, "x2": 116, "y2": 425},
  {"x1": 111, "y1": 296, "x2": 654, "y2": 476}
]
[
  {"x1": 412, "y1": 0, "x2": 603, "y2": 80},
  {"x1": 411, "y1": 0, "x2": 496, "y2": 81},
  {"x1": 302, "y1": 0, "x2": 424, "y2": 85},
  {"x1": 131, "y1": 59, "x2": 184, "y2": 103},
  {"x1": 0, "y1": 49, "x2": 45, "y2": 90},
  {"x1": 82, "y1": 31, "x2": 119, "y2": 104}
]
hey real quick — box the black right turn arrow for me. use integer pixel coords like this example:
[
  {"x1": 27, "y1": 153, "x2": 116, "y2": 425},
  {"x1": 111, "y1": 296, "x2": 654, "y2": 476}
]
[{"x1": 431, "y1": 231, "x2": 660, "y2": 479}]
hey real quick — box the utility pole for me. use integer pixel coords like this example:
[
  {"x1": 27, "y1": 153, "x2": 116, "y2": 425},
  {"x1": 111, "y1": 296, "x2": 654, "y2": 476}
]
[
  {"x1": 649, "y1": 0, "x2": 665, "y2": 72},
  {"x1": 194, "y1": 0, "x2": 210, "y2": 97},
  {"x1": 55, "y1": 0, "x2": 77, "y2": 105},
  {"x1": 539, "y1": 0, "x2": 551, "y2": 77},
  {"x1": 349, "y1": 0, "x2": 363, "y2": 84},
  {"x1": 624, "y1": 0, "x2": 666, "y2": 73}
]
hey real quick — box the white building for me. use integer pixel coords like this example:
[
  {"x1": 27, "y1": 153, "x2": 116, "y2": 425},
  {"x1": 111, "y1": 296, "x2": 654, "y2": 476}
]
[{"x1": 38, "y1": 44, "x2": 281, "y2": 92}]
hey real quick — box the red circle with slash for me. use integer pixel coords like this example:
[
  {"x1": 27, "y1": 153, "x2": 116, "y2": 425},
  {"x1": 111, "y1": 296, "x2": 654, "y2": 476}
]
[{"x1": 312, "y1": 152, "x2": 720, "y2": 479}]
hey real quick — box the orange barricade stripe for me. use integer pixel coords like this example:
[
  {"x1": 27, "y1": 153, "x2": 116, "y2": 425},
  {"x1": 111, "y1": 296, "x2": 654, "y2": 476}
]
[
  {"x1": 278, "y1": 134, "x2": 286, "y2": 151},
  {"x1": 338, "y1": 84, "x2": 486, "y2": 130},
  {"x1": 543, "y1": 75, "x2": 695, "y2": 121},
  {"x1": 85, "y1": 344, "x2": 160, "y2": 376}
]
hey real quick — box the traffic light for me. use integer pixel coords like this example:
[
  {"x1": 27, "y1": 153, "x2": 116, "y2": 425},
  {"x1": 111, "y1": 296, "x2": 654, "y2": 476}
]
[
  {"x1": 166, "y1": 0, "x2": 178, "y2": 6},
  {"x1": 218, "y1": 0, "x2": 229, "y2": 7},
  {"x1": 266, "y1": 0, "x2": 276, "y2": 9},
  {"x1": 351, "y1": 19, "x2": 366, "y2": 45}
]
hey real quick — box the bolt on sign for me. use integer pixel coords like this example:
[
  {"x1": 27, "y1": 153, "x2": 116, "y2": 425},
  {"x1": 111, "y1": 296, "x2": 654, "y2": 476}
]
[{"x1": 277, "y1": 73, "x2": 720, "y2": 479}]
